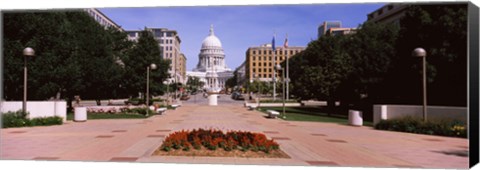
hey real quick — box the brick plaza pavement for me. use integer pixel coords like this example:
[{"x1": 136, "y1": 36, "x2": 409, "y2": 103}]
[{"x1": 0, "y1": 95, "x2": 469, "y2": 168}]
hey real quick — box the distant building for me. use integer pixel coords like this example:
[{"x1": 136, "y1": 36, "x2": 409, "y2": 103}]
[
  {"x1": 85, "y1": 8, "x2": 122, "y2": 31},
  {"x1": 318, "y1": 21, "x2": 356, "y2": 38},
  {"x1": 245, "y1": 44, "x2": 305, "y2": 82},
  {"x1": 179, "y1": 53, "x2": 187, "y2": 84},
  {"x1": 326, "y1": 27, "x2": 356, "y2": 36},
  {"x1": 126, "y1": 28, "x2": 186, "y2": 84},
  {"x1": 367, "y1": 4, "x2": 408, "y2": 25},
  {"x1": 234, "y1": 61, "x2": 246, "y2": 86},
  {"x1": 318, "y1": 21, "x2": 341, "y2": 38}
]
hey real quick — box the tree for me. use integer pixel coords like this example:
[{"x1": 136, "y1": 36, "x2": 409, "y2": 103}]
[
  {"x1": 186, "y1": 76, "x2": 203, "y2": 93},
  {"x1": 288, "y1": 35, "x2": 353, "y2": 114},
  {"x1": 385, "y1": 4, "x2": 467, "y2": 106},
  {"x1": 122, "y1": 29, "x2": 170, "y2": 100},
  {"x1": 3, "y1": 11, "x2": 126, "y2": 107},
  {"x1": 339, "y1": 22, "x2": 399, "y2": 110}
]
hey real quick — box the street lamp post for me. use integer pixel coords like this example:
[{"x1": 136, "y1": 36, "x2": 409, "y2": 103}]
[
  {"x1": 146, "y1": 63, "x2": 157, "y2": 113},
  {"x1": 275, "y1": 64, "x2": 286, "y2": 119},
  {"x1": 22, "y1": 47, "x2": 35, "y2": 113},
  {"x1": 412, "y1": 48, "x2": 427, "y2": 121}
]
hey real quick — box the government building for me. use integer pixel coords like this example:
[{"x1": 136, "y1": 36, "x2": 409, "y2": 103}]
[{"x1": 187, "y1": 25, "x2": 233, "y2": 90}]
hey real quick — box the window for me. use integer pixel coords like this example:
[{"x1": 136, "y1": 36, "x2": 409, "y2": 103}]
[
  {"x1": 128, "y1": 32, "x2": 136, "y2": 37},
  {"x1": 269, "y1": 57, "x2": 272, "y2": 60},
  {"x1": 258, "y1": 68, "x2": 261, "y2": 72},
  {"x1": 263, "y1": 63, "x2": 266, "y2": 66},
  {"x1": 264, "y1": 74, "x2": 267, "y2": 78},
  {"x1": 264, "y1": 56, "x2": 266, "y2": 61},
  {"x1": 290, "y1": 51, "x2": 294, "y2": 55},
  {"x1": 166, "y1": 32, "x2": 173, "y2": 37},
  {"x1": 154, "y1": 29, "x2": 162, "y2": 37},
  {"x1": 253, "y1": 63, "x2": 256, "y2": 66},
  {"x1": 269, "y1": 51, "x2": 272, "y2": 55},
  {"x1": 387, "y1": 5, "x2": 394, "y2": 10},
  {"x1": 252, "y1": 56, "x2": 256, "y2": 60},
  {"x1": 253, "y1": 51, "x2": 256, "y2": 55},
  {"x1": 269, "y1": 68, "x2": 272, "y2": 72},
  {"x1": 264, "y1": 68, "x2": 267, "y2": 72}
]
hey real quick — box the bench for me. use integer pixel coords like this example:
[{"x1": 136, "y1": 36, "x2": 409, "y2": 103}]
[
  {"x1": 248, "y1": 105, "x2": 257, "y2": 110},
  {"x1": 171, "y1": 104, "x2": 180, "y2": 110},
  {"x1": 266, "y1": 110, "x2": 280, "y2": 118},
  {"x1": 156, "y1": 107, "x2": 167, "y2": 115}
]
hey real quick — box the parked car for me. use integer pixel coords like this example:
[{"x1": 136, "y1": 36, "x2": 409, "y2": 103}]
[
  {"x1": 231, "y1": 92, "x2": 244, "y2": 100},
  {"x1": 231, "y1": 92, "x2": 239, "y2": 99}
]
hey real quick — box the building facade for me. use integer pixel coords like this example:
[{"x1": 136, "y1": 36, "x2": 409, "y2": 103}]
[
  {"x1": 318, "y1": 21, "x2": 357, "y2": 38},
  {"x1": 179, "y1": 53, "x2": 187, "y2": 84},
  {"x1": 234, "y1": 61, "x2": 247, "y2": 86},
  {"x1": 85, "y1": 8, "x2": 122, "y2": 31},
  {"x1": 186, "y1": 25, "x2": 233, "y2": 90},
  {"x1": 318, "y1": 21, "x2": 341, "y2": 38},
  {"x1": 126, "y1": 28, "x2": 186, "y2": 84},
  {"x1": 367, "y1": 4, "x2": 408, "y2": 25},
  {"x1": 245, "y1": 44, "x2": 305, "y2": 82}
]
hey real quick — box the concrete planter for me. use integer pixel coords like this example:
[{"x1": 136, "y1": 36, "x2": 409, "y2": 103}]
[
  {"x1": 208, "y1": 94, "x2": 218, "y2": 106},
  {"x1": 348, "y1": 110, "x2": 363, "y2": 126},
  {"x1": 74, "y1": 107, "x2": 87, "y2": 122}
]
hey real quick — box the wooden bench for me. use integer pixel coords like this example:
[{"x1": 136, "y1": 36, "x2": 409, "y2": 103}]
[
  {"x1": 156, "y1": 107, "x2": 167, "y2": 115},
  {"x1": 266, "y1": 110, "x2": 280, "y2": 118}
]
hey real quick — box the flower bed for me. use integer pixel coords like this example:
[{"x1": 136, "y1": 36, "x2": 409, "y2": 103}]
[{"x1": 153, "y1": 129, "x2": 290, "y2": 158}]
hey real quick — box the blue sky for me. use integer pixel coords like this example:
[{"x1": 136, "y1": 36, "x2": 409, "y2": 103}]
[{"x1": 99, "y1": 3, "x2": 385, "y2": 70}]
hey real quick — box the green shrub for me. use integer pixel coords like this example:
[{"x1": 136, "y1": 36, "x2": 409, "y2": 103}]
[
  {"x1": 129, "y1": 108, "x2": 153, "y2": 116},
  {"x1": 2, "y1": 110, "x2": 62, "y2": 128},
  {"x1": 30, "y1": 116, "x2": 63, "y2": 126},
  {"x1": 2, "y1": 110, "x2": 30, "y2": 128},
  {"x1": 374, "y1": 116, "x2": 467, "y2": 138}
]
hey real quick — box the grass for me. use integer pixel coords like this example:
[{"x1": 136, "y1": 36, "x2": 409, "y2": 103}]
[
  {"x1": 67, "y1": 113, "x2": 152, "y2": 120},
  {"x1": 258, "y1": 107, "x2": 373, "y2": 126}
]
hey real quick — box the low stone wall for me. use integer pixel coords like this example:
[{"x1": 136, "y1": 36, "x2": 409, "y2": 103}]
[
  {"x1": 244, "y1": 102, "x2": 302, "y2": 107},
  {"x1": 1, "y1": 101, "x2": 67, "y2": 121},
  {"x1": 373, "y1": 105, "x2": 467, "y2": 125},
  {"x1": 301, "y1": 100, "x2": 340, "y2": 106}
]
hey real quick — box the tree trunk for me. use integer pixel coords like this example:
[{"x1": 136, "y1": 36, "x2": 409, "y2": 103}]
[
  {"x1": 66, "y1": 97, "x2": 73, "y2": 113},
  {"x1": 327, "y1": 98, "x2": 335, "y2": 117}
]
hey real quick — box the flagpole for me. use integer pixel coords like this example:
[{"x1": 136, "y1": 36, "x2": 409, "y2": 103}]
[
  {"x1": 272, "y1": 33, "x2": 276, "y2": 101},
  {"x1": 285, "y1": 34, "x2": 289, "y2": 101}
]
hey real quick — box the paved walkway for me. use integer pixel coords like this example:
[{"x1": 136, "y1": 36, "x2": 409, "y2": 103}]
[{"x1": 0, "y1": 97, "x2": 468, "y2": 168}]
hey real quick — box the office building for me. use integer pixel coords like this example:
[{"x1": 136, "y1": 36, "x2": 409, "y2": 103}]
[{"x1": 245, "y1": 44, "x2": 305, "y2": 82}]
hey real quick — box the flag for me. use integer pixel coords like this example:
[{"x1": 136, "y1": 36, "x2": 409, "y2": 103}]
[
  {"x1": 284, "y1": 35, "x2": 288, "y2": 48},
  {"x1": 272, "y1": 34, "x2": 276, "y2": 51}
]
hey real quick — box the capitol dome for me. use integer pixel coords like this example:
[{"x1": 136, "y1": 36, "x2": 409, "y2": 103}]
[{"x1": 201, "y1": 25, "x2": 222, "y2": 49}]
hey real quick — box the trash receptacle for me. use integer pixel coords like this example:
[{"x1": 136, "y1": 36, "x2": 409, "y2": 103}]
[
  {"x1": 348, "y1": 110, "x2": 363, "y2": 126},
  {"x1": 74, "y1": 107, "x2": 87, "y2": 122}
]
